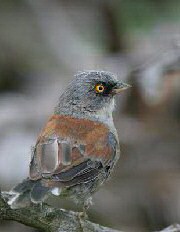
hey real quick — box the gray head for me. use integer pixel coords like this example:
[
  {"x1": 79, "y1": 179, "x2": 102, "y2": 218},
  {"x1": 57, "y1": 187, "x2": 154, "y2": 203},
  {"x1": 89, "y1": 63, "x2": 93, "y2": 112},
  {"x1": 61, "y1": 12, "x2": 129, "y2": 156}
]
[{"x1": 55, "y1": 71, "x2": 130, "y2": 122}]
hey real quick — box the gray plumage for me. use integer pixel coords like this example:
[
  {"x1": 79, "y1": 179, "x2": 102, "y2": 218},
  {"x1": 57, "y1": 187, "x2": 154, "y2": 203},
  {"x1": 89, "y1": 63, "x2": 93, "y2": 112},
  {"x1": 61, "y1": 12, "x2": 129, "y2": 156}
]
[{"x1": 55, "y1": 71, "x2": 119, "y2": 120}]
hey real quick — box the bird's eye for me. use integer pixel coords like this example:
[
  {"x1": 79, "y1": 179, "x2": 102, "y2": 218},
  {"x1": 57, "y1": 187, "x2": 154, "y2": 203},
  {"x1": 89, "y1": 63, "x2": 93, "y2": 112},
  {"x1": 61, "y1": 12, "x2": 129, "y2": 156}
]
[{"x1": 95, "y1": 84, "x2": 105, "y2": 93}]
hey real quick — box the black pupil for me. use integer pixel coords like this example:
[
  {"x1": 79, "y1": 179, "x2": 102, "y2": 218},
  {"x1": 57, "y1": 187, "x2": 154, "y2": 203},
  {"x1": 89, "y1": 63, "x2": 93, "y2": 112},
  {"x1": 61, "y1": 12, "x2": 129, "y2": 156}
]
[{"x1": 99, "y1": 86, "x2": 103, "y2": 91}]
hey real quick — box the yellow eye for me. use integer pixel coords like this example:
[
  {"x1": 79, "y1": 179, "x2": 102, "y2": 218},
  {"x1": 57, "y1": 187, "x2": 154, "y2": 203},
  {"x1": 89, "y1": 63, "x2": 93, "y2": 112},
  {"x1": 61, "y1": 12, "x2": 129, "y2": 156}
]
[{"x1": 95, "y1": 84, "x2": 105, "y2": 93}]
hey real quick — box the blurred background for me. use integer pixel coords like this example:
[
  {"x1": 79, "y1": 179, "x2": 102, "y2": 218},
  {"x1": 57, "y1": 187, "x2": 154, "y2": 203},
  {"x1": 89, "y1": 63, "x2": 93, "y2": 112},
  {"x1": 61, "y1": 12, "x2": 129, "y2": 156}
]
[{"x1": 0, "y1": 0, "x2": 180, "y2": 231}]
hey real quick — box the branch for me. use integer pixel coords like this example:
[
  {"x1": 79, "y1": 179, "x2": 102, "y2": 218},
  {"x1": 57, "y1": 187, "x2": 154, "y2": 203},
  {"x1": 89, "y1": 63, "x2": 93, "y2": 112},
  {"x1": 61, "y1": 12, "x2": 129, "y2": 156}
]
[
  {"x1": 1, "y1": 191, "x2": 180, "y2": 232},
  {"x1": 0, "y1": 190, "x2": 120, "y2": 232},
  {"x1": 159, "y1": 224, "x2": 180, "y2": 232}
]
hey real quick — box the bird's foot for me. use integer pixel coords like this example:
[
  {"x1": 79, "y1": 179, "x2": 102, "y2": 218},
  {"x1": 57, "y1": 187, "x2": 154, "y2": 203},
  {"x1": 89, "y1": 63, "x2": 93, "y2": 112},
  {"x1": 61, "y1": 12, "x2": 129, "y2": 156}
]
[
  {"x1": 78, "y1": 197, "x2": 92, "y2": 220},
  {"x1": 37, "y1": 202, "x2": 49, "y2": 213},
  {"x1": 78, "y1": 211, "x2": 88, "y2": 220}
]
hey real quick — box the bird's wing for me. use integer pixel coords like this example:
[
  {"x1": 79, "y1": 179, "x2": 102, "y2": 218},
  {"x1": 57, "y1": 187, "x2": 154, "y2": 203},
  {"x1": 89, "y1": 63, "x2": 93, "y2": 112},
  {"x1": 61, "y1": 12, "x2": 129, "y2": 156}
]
[{"x1": 29, "y1": 115, "x2": 118, "y2": 187}]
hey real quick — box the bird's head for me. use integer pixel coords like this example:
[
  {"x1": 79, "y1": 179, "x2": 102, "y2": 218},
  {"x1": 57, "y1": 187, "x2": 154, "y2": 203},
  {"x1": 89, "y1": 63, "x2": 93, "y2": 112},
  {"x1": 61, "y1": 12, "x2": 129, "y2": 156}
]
[{"x1": 56, "y1": 71, "x2": 131, "y2": 121}]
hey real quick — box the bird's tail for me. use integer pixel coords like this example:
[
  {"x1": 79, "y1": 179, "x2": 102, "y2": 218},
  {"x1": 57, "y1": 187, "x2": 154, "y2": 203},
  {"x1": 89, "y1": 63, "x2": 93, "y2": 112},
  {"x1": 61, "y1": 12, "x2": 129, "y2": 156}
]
[{"x1": 4, "y1": 178, "x2": 50, "y2": 209}]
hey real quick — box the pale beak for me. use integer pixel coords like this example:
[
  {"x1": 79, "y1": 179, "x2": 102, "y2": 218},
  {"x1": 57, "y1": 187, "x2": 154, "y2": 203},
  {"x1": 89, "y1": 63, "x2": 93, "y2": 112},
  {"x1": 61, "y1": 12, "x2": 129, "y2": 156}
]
[{"x1": 112, "y1": 82, "x2": 132, "y2": 94}]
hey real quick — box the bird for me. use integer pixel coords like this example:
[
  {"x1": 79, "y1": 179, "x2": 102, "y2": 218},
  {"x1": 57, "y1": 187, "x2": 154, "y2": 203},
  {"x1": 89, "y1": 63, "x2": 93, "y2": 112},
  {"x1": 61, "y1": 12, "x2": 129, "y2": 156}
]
[{"x1": 7, "y1": 70, "x2": 131, "y2": 211}]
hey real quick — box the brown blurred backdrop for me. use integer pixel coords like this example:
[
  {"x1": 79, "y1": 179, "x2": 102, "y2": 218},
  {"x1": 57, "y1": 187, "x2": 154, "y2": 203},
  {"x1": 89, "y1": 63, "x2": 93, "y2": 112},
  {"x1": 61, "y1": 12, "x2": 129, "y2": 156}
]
[{"x1": 0, "y1": 0, "x2": 180, "y2": 231}]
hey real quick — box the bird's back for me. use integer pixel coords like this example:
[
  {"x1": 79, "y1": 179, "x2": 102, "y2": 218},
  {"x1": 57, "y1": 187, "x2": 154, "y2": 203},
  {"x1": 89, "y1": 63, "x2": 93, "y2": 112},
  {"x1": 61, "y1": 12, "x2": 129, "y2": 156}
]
[{"x1": 30, "y1": 115, "x2": 119, "y2": 182}]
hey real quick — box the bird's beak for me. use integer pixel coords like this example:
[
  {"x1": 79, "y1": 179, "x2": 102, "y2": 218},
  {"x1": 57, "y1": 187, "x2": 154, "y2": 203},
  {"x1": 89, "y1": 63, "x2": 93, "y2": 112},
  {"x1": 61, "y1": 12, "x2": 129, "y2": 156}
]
[{"x1": 112, "y1": 82, "x2": 132, "y2": 94}]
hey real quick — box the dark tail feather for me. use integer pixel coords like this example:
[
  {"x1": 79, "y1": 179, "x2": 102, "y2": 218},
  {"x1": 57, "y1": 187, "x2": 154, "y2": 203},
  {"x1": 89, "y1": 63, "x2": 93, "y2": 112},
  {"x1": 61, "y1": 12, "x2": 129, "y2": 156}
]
[
  {"x1": 30, "y1": 183, "x2": 50, "y2": 203},
  {"x1": 12, "y1": 178, "x2": 34, "y2": 193},
  {"x1": 7, "y1": 178, "x2": 50, "y2": 209}
]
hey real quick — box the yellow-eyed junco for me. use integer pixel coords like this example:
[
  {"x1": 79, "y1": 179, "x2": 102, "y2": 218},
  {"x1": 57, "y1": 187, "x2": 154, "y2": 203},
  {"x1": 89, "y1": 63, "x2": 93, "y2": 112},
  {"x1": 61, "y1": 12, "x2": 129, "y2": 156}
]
[{"x1": 8, "y1": 70, "x2": 131, "y2": 210}]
